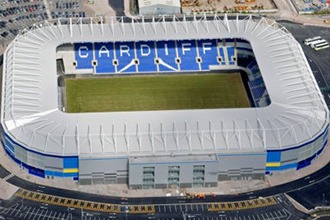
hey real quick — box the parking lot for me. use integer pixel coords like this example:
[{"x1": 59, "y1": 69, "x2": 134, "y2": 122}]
[
  {"x1": 0, "y1": 203, "x2": 72, "y2": 220},
  {"x1": 0, "y1": 200, "x2": 303, "y2": 220}
]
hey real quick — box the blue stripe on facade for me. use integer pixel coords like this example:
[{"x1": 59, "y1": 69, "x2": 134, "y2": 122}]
[
  {"x1": 266, "y1": 162, "x2": 297, "y2": 171},
  {"x1": 266, "y1": 151, "x2": 281, "y2": 162},
  {"x1": 45, "y1": 170, "x2": 78, "y2": 177},
  {"x1": 63, "y1": 157, "x2": 78, "y2": 169}
]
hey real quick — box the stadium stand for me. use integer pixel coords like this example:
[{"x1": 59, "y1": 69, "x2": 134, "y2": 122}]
[
  {"x1": 74, "y1": 43, "x2": 93, "y2": 69},
  {"x1": 245, "y1": 59, "x2": 270, "y2": 107},
  {"x1": 95, "y1": 42, "x2": 116, "y2": 73},
  {"x1": 226, "y1": 46, "x2": 236, "y2": 65},
  {"x1": 249, "y1": 77, "x2": 263, "y2": 88},
  {"x1": 136, "y1": 41, "x2": 157, "y2": 72},
  {"x1": 246, "y1": 60, "x2": 260, "y2": 75},
  {"x1": 74, "y1": 39, "x2": 237, "y2": 73},
  {"x1": 157, "y1": 40, "x2": 178, "y2": 72},
  {"x1": 197, "y1": 39, "x2": 218, "y2": 70}
]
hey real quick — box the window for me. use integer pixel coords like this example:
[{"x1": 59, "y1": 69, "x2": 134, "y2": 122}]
[
  {"x1": 193, "y1": 165, "x2": 205, "y2": 187},
  {"x1": 142, "y1": 167, "x2": 155, "y2": 189},
  {"x1": 168, "y1": 166, "x2": 180, "y2": 185}
]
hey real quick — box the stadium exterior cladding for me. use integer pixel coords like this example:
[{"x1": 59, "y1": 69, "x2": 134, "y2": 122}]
[{"x1": 1, "y1": 15, "x2": 328, "y2": 188}]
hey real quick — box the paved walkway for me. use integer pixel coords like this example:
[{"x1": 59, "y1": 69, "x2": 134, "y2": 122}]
[
  {"x1": 0, "y1": 179, "x2": 18, "y2": 200},
  {"x1": 84, "y1": 0, "x2": 116, "y2": 17},
  {"x1": 43, "y1": 0, "x2": 52, "y2": 21}
]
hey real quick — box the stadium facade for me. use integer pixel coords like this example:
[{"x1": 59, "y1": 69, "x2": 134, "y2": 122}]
[{"x1": 1, "y1": 15, "x2": 328, "y2": 188}]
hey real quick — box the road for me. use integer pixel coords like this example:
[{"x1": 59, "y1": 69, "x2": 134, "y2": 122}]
[{"x1": 108, "y1": 0, "x2": 124, "y2": 17}]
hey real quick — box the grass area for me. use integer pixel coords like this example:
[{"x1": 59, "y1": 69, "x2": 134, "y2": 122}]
[{"x1": 65, "y1": 73, "x2": 250, "y2": 113}]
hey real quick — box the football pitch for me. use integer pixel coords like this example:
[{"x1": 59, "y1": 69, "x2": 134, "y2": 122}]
[{"x1": 65, "y1": 73, "x2": 250, "y2": 113}]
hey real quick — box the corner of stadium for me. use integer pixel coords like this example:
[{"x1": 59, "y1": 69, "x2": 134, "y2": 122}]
[{"x1": 1, "y1": 15, "x2": 328, "y2": 189}]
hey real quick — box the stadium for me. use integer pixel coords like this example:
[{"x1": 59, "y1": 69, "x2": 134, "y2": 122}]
[{"x1": 1, "y1": 15, "x2": 328, "y2": 189}]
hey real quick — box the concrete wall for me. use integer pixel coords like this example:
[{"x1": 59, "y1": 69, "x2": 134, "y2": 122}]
[
  {"x1": 217, "y1": 153, "x2": 266, "y2": 181},
  {"x1": 128, "y1": 157, "x2": 218, "y2": 189},
  {"x1": 79, "y1": 157, "x2": 128, "y2": 185}
]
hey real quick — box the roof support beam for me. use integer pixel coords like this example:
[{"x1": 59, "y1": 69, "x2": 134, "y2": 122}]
[
  {"x1": 142, "y1": 16, "x2": 146, "y2": 34},
  {"x1": 244, "y1": 15, "x2": 252, "y2": 33},
  {"x1": 57, "y1": 18, "x2": 64, "y2": 37},
  {"x1": 183, "y1": 14, "x2": 188, "y2": 33},
  {"x1": 223, "y1": 14, "x2": 230, "y2": 32},
  {"x1": 99, "y1": 125, "x2": 104, "y2": 154},
  {"x1": 90, "y1": 17, "x2": 94, "y2": 37},
  {"x1": 193, "y1": 13, "x2": 199, "y2": 33},
  {"x1": 69, "y1": 18, "x2": 73, "y2": 38},
  {"x1": 173, "y1": 15, "x2": 177, "y2": 34},
  {"x1": 76, "y1": 125, "x2": 80, "y2": 154},
  {"x1": 203, "y1": 13, "x2": 209, "y2": 33},
  {"x1": 162, "y1": 15, "x2": 167, "y2": 35}
]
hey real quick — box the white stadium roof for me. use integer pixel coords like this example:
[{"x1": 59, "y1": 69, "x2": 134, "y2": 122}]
[{"x1": 1, "y1": 15, "x2": 328, "y2": 157}]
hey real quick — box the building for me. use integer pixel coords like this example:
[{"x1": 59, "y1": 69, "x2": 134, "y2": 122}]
[
  {"x1": 138, "y1": 0, "x2": 181, "y2": 15},
  {"x1": 1, "y1": 15, "x2": 328, "y2": 189}
]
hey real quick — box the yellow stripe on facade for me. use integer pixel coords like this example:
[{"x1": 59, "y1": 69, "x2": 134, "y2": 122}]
[
  {"x1": 266, "y1": 162, "x2": 281, "y2": 167},
  {"x1": 63, "y1": 168, "x2": 79, "y2": 173}
]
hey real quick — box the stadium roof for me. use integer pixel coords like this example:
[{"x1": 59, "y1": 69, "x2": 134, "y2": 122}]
[{"x1": 2, "y1": 15, "x2": 328, "y2": 157}]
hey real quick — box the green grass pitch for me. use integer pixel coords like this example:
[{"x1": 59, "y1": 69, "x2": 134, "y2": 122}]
[{"x1": 65, "y1": 73, "x2": 250, "y2": 113}]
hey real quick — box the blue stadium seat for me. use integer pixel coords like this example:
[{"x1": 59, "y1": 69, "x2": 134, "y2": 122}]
[
  {"x1": 251, "y1": 67, "x2": 259, "y2": 75},
  {"x1": 247, "y1": 60, "x2": 257, "y2": 69},
  {"x1": 136, "y1": 41, "x2": 157, "y2": 72},
  {"x1": 197, "y1": 39, "x2": 218, "y2": 70},
  {"x1": 252, "y1": 86, "x2": 266, "y2": 100},
  {"x1": 94, "y1": 42, "x2": 115, "y2": 73},
  {"x1": 226, "y1": 47, "x2": 236, "y2": 65},
  {"x1": 115, "y1": 42, "x2": 137, "y2": 73},
  {"x1": 156, "y1": 40, "x2": 178, "y2": 72},
  {"x1": 74, "y1": 43, "x2": 93, "y2": 69},
  {"x1": 249, "y1": 77, "x2": 264, "y2": 88},
  {"x1": 218, "y1": 46, "x2": 226, "y2": 65},
  {"x1": 76, "y1": 39, "x2": 239, "y2": 74},
  {"x1": 177, "y1": 40, "x2": 199, "y2": 71},
  {"x1": 247, "y1": 60, "x2": 260, "y2": 75}
]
